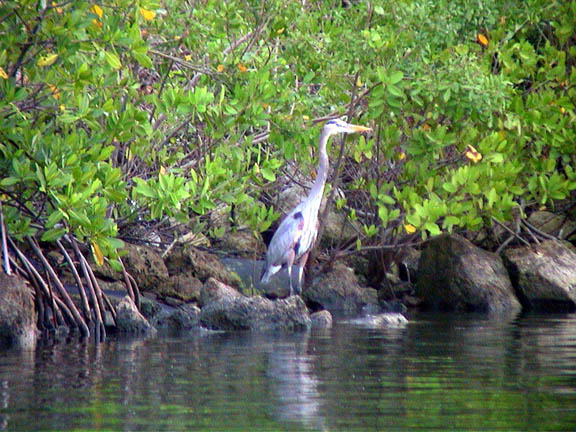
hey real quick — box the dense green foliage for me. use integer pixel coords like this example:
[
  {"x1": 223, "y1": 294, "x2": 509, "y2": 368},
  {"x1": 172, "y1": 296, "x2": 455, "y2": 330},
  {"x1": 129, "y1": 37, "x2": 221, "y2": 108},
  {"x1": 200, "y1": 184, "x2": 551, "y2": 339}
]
[{"x1": 1, "y1": 0, "x2": 575, "y2": 265}]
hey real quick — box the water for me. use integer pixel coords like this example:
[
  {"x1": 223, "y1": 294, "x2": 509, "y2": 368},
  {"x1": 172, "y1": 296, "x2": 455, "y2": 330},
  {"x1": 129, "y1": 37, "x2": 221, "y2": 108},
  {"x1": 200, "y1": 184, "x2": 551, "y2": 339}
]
[{"x1": 1, "y1": 312, "x2": 576, "y2": 431}]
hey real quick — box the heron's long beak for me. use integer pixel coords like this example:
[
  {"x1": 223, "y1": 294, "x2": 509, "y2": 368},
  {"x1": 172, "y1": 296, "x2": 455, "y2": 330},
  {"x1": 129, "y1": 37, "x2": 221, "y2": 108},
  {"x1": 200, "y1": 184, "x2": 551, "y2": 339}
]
[{"x1": 348, "y1": 124, "x2": 372, "y2": 133}]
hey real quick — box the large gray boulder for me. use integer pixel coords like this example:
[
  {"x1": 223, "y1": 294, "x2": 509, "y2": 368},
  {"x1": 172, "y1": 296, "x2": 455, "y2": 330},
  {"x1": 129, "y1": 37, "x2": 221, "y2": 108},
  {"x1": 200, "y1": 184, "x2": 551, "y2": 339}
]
[
  {"x1": 503, "y1": 240, "x2": 576, "y2": 311},
  {"x1": 416, "y1": 234, "x2": 521, "y2": 314},
  {"x1": 199, "y1": 278, "x2": 311, "y2": 331},
  {"x1": 0, "y1": 273, "x2": 37, "y2": 348},
  {"x1": 303, "y1": 264, "x2": 379, "y2": 316}
]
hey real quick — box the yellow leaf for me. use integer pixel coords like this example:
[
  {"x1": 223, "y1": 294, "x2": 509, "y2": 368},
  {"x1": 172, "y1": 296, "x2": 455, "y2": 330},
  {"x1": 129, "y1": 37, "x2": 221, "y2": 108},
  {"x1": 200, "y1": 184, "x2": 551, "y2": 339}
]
[
  {"x1": 404, "y1": 223, "x2": 416, "y2": 234},
  {"x1": 91, "y1": 241, "x2": 104, "y2": 266},
  {"x1": 51, "y1": 2, "x2": 63, "y2": 13},
  {"x1": 476, "y1": 33, "x2": 488, "y2": 47},
  {"x1": 37, "y1": 53, "x2": 58, "y2": 67},
  {"x1": 395, "y1": 149, "x2": 406, "y2": 161},
  {"x1": 159, "y1": 166, "x2": 166, "y2": 175},
  {"x1": 465, "y1": 145, "x2": 482, "y2": 163},
  {"x1": 236, "y1": 63, "x2": 247, "y2": 72},
  {"x1": 90, "y1": 4, "x2": 103, "y2": 19},
  {"x1": 355, "y1": 76, "x2": 362, "y2": 87},
  {"x1": 216, "y1": 64, "x2": 225, "y2": 73},
  {"x1": 47, "y1": 83, "x2": 60, "y2": 100},
  {"x1": 139, "y1": 7, "x2": 156, "y2": 21},
  {"x1": 0, "y1": 67, "x2": 7, "y2": 79},
  {"x1": 276, "y1": 28, "x2": 285, "y2": 35}
]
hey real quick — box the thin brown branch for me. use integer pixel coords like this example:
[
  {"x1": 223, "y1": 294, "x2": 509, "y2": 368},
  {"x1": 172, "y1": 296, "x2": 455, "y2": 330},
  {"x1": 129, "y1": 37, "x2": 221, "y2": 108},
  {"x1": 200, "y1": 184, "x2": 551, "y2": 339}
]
[
  {"x1": 0, "y1": 200, "x2": 10, "y2": 275},
  {"x1": 69, "y1": 237, "x2": 105, "y2": 337},
  {"x1": 27, "y1": 237, "x2": 90, "y2": 337},
  {"x1": 56, "y1": 239, "x2": 91, "y2": 321}
]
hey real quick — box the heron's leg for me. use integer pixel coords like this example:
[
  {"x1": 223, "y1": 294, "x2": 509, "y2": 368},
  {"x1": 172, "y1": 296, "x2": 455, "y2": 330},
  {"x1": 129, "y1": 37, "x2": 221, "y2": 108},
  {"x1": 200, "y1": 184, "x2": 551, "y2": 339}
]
[
  {"x1": 294, "y1": 251, "x2": 310, "y2": 296},
  {"x1": 287, "y1": 265, "x2": 294, "y2": 297}
]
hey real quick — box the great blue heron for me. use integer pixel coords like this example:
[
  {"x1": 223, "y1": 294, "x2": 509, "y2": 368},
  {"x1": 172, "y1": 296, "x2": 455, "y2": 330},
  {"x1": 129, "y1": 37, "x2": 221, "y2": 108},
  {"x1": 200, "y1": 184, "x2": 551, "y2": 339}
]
[{"x1": 260, "y1": 118, "x2": 372, "y2": 296}]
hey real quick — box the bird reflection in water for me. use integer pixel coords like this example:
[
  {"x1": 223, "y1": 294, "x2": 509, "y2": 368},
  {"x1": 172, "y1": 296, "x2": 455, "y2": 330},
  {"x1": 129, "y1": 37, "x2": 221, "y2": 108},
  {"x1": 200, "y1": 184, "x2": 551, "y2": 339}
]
[{"x1": 266, "y1": 334, "x2": 327, "y2": 430}]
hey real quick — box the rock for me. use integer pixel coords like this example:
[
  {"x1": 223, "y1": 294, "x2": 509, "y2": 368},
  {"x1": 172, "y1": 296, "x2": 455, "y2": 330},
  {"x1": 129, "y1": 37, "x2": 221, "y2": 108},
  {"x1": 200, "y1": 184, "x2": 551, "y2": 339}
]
[
  {"x1": 222, "y1": 258, "x2": 271, "y2": 293},
  {"x1": 321, "y1": 209, "x2": 360, "y2": 249},
  {"x1": 503, "y1": 240, "x2": 576, "y2": 312},
  {"x1": 416, "y1": 234, "x2": 521, "y2": 314},
  {"x1": 528, "y1": 211, "x2": 576, "y2": 240},
  {"x1": 199, "y1": 282, "x2": 311, "y2": 331},
  {"x1": 164, "y1": 274, "x2": 203, "y2": 302},
  {"x1": 348, "y1": 313, "x2": 408, "y2": 328},
  {"x1": 138, "y1": 295, "x2": 163, "y2": 320},
  {"x1": 218, "y1": 230, "x2": 265, "y2": 256},
  {"x1": 303, "y1": 264, "x2": 379, "y2": 316},
  {"x1": 115, "y1": 295, "x2": 156, "y2": 335},
  {"x1": 199, "y1": 277, "x2": 242, "y2": 307},
  {"x1": 152, "y1": 304, "x2": 201, "y2": 333},
  {"x1": 165, "y1": 246, "x2": 241, "y2": 288},
  {"x1": 398, "y1": 247, "x2": 421, "y2": 283},
  {"x1": 0, "y1": 273, "x2": 37, "y2": 348},
  {"x1": 120, "y1": 243, "x2": 169, "y2": 291},
  {"x1": 310, "y1": 310, "x2": 333, "y2": 329}
]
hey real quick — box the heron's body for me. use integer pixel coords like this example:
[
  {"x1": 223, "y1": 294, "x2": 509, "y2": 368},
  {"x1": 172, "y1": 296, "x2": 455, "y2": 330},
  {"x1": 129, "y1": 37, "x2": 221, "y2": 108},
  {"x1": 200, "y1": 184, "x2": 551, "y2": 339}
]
[{"x1": 260, "y1": 119, "x2": 371, "y2": 296}]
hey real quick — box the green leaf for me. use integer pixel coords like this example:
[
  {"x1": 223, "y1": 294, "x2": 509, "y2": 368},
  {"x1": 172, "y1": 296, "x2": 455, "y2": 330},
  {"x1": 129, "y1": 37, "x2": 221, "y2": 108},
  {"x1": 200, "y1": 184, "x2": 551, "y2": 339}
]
[
  {"x1": 41, "y1": 227, "x2": 66, "y2": 242},
  {"x1": 133, "y1": 51, "x2": 153, "y2": 68},
  {"x1": 104, "y1": 51, "x2": 122, "y2": 70},
  {"x1": 261, "y1": 167, "x2": 276, "y2": 182},
  {"x1": 0, "y1": 177, "x2": 19, "y2": 186},
  {"x1": 388, "y1": 71, "x2": 403, "y2": 85}
]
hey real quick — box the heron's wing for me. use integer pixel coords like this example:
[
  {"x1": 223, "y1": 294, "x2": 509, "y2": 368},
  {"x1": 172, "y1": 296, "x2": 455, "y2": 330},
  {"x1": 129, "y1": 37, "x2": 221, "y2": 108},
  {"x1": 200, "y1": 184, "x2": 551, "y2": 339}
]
[{"x1": 265, "y1": 210, "x2": 305, "y2": 268}]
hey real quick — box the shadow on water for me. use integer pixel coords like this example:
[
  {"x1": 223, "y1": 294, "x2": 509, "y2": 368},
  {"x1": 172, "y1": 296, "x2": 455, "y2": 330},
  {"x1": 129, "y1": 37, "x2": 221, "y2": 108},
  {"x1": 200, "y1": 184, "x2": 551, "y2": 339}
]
[{"x1": 0, "y1": 311, "x2": 575, "y2": 430}]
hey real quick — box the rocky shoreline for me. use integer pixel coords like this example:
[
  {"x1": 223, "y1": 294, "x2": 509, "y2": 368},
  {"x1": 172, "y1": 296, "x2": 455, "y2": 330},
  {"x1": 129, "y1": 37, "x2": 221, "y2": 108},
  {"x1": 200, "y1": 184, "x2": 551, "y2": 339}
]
[{"x1": 1, "y1": 210, "x2": 575, "y2": 348}]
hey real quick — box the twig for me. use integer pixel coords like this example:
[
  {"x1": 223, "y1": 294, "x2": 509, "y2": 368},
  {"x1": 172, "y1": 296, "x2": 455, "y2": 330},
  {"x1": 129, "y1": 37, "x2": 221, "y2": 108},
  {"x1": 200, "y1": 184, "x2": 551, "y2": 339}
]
[
  {"x1": 8, "y1": 237, "x2": 63, "y2": 329},
  {"x1": 119, "y1": 256, "x2": 140, "y2": 308},
  {"x1": 148, "y1": 49, "x2": 214, "y2": 75},
  {"x1": 27, "y1": 237, "x2": 90, "y2": 337},
  {"x1": 492, "y1": 216, "x2": 530, "y2": 254},
  {"x1": 522, "y1": 219, "x2": 558, "y2": 241},
  {"x1": 335, "y1": 240, "x2": 427, "y2": 259},
  {"x1": 0, "y1": 200, "x2": 11, "y2": 275},
  {"x1": 69, "y1": 238, "x2": 105, "y2": 338},
  {"x1": 57, "y1": 239, "x2": 91, "y2": 321}
]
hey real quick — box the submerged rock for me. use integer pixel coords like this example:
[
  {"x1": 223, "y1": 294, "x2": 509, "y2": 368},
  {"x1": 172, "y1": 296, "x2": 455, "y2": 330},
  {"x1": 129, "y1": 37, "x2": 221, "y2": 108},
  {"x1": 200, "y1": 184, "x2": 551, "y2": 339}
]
[
  {"x1": 503, "y1": 240, "x2": 576, "y2": 312},
  {"x1": 199, "y1": 280, "x2": 311, "y2": 331},
  {"x1": 152, "y1": 304, "x2": 201, "y2": 333},
  {"x1": 0, "y1": 273, "x2": 37, "y2": 348},
  {"x1": 310, "y1": 310, "x2": 333, "y2": 329},
  {"x1": 303, "y1": 264, "x2": 379, "y2": 316},
  {"x1": 416, "y1": 234, "x2": 521, "y2": 314},
  {"x1": 115, "y1": 295, "x2": 156, "y2": 335},
  {"x1": 348, "y1": 313, "x2": 408, "y2": 328}
]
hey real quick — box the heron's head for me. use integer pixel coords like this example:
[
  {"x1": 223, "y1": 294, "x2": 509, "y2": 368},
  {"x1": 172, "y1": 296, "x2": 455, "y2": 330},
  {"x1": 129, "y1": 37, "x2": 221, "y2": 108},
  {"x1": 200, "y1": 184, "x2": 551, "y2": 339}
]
[{"x1": 323, "y1": 118, "x2": 372, "y2": 136}]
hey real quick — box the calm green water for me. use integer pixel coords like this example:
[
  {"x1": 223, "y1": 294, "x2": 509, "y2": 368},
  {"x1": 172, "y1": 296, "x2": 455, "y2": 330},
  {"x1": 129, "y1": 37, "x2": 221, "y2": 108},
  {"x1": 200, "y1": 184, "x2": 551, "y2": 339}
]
[{"x1": 1, "y1": 312, "x2": 576, "y2": 431}]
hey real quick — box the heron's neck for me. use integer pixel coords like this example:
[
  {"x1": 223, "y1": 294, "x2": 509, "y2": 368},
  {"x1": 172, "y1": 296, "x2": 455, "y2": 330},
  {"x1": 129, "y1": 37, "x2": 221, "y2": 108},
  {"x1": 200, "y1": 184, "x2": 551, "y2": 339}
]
[{"x1": 308, "y1": 129, "x2": 330, "y2": 209}]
